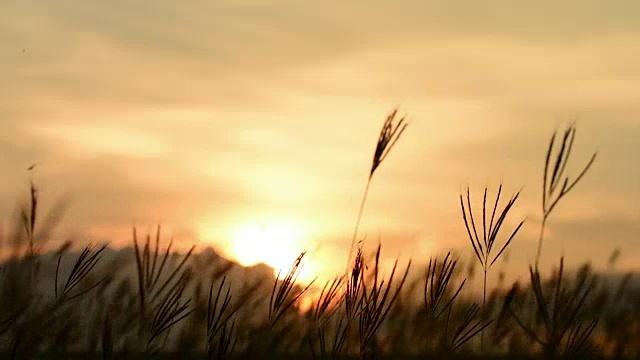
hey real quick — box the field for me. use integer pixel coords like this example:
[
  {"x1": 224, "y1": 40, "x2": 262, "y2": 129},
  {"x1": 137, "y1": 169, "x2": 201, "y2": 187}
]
[{"x1": 0, "y1": 116, "x2": 638, "y2": 359}]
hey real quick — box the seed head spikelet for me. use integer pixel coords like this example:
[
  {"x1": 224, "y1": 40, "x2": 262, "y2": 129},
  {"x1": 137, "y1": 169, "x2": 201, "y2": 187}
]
[
  {"x1": 537, "y1": 122, "x2": 597, "y2": 268},
  {"x1": 347, "y1": 109, "x2": 409, "y2": 274}
]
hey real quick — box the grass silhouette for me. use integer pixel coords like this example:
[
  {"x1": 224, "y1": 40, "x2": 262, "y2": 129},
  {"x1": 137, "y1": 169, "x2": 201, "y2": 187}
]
[
  {"x1": 537, "y1": 123, "x2": 598, "y2": 269},
  {"x1": 346, "y1": 108, "x2": 408, "y2": 275},
  {"x1": 0, "y1": 112, "x2": 634, "y2": 359}
]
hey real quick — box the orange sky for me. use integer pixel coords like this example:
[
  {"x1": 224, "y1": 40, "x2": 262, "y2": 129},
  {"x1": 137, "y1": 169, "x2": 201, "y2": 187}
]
[{"x1": 1, "y1": 0, "x2": 640, "y2": 281}]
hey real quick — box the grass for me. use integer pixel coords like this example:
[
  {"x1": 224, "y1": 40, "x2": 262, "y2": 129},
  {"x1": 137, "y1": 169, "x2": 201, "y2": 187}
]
[
  {"x1": 422, "y1": 252, "x2": 490, "y2": 352},
  {"x1": 132, "y1": 226, "x2": 195, "y2": 349},
  {"x1": 1, "y1": 112, "x2": 635, "y2": 359},
  {"x1": 509, "y1": 258, "x2": 600, "y2": 356},
  {"x1": 346, "y1": 109, "x2": 408, "y2": 274},
  {"x1": 537, "y1": 123, "x2": 598, "y2": 268},
  {"x1": 460, "y1": 185, "x2": 525, "y2": 348}
]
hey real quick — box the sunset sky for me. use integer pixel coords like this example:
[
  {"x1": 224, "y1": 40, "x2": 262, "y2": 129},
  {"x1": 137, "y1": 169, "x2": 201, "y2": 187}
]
[{"x1": 1, "y1": 1, "x2": 639, "y2": 280}]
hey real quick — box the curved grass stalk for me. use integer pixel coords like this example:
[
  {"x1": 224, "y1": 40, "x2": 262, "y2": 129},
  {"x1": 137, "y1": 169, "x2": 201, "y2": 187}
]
[
  {"x1": 346, "y1": 109, "x2": 408, "y2": 274},
  {"x1": 536, "y1": 123, "x2": 597, "y2": 268}
]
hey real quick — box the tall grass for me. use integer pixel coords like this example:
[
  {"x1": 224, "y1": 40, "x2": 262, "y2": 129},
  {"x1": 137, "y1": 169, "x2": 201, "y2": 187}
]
[
  {"x1": 346, "y1": 109, "x2": 408, "y2": 273},
  {"x1": 269, "y1": 252, "x2": 314, "y2": 326},
  {"x1": 1, "y1": 113, "x2": 632, "y2": 359},
  {"x1": 423, "y1": 252, "x2": 491, "y2": 352},
  {"x1": 356, "y1": 245, "x2": 411, "y2": 357},
  {"x1": 460, "y1": 185, "x2": 524, "y2": 349},
  {"x1": 460, "y1": 185, "x2": 525, "y2": 308},
  {"x1": 496, "y1": 122, "x2": 600, "y2": 357},
  {"x1": 132, "y1": 226, "x2": 195, "y2": 349},
  {"x1": 206, "y1": 277, "x2": 237, "y2": 359},
  {"x1": 537, "y1": 123, "x2": 597, "y2": 268},
  {"x1": 517, "y1": 258, "x2": 599, "y2": 356}
]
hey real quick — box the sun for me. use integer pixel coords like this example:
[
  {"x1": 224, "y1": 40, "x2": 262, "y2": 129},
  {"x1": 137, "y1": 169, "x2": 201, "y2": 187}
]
[{"x1": 229, "y1": 220, "x2": 316, "y2": 283}]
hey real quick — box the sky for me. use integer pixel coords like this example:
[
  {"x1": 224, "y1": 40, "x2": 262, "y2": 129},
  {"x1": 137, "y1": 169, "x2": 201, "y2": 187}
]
[{"x1": 1, "y1": 0, "x2": 640, "y2": 282}]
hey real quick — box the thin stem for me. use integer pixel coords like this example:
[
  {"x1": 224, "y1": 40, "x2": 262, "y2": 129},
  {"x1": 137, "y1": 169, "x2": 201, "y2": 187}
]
[
  {"x1": 346, "y1": 176, "x2": 372, "y2": 275},
  {"x1": 481, "y1": 269, "x2": 487, "y2": 350},
  {"x1": 483, "y1": 271, "x2": 487, "y2": 307},
  {"x1": 535, "y1": 217, "x2": 547, "y2": 270}
]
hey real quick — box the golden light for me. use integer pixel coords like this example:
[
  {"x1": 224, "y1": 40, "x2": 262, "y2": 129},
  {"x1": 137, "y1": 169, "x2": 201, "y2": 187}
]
[{"x1": 230, "y1": 221, "x2": 317, "y2": 284}]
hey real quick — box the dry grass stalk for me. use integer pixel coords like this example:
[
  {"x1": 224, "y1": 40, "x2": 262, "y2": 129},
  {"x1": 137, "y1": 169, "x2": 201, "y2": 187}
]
[
  {"x1": 460, "y1": 185, "x2": 524, "y2": 306},
  {"x1": 460, "y1": 184, "x2": 524, "y2": 349},
  {"x1": 55, "y1": 243, "x2": 108, "y2": 302},
  {"x1": 206, "y1": 276, "x2": 241, "y2": 359},
  {"x1": 508, "y1": 258, "x2": 599, "y2": 356},
  {"x1": 346, "y1": 109, "x2": 409, "y2": 273},
  {"x1": 345, "y1": 247, "x2": 365, "y2": 321},
  {"x1": 423, "y1": 252, "x2": 491, "y2": 352},
  {"x1": 313, "y1": 276, "x2": 345, "y2": 325},
  {"x1": 132, "y1": 225, "x2": 195, "y2": 347},
  {"x1": 357, "y1": 245, "x2": 411, "y2": 357},
  {"x1": 424, "y1": 252, "x2": 466, "y2": 321},
  {"x1": 269, "y1": 252, "x2": 315, "y2": 326},
  {"x1": 20, "y1": 181, "x2": 38, "y2": 255},
  {"x1": 537, "y1": 122, "x2": 597, "y2": 268}
]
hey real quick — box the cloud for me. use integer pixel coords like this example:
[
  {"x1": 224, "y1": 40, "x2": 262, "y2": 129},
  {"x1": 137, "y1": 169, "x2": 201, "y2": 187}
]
[
  {"x1": 4, "y1": 1, "x2": 639, "y2": 107},
  {"x1": 1, "y1": 0, "x2": 639, "y2": 277},
  {"x1": 33, "y1": 123, "x2": 167, "y2": 158}
]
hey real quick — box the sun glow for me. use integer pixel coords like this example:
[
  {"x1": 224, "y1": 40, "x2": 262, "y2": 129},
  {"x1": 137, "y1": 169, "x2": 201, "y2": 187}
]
[{"x1": 230, "y1": 221, "x2": 316, "y2": 283}]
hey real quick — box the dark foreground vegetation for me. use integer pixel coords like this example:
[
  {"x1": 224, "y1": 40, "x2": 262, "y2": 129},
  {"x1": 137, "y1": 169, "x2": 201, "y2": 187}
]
[{"x1": 1, "y1": 112, "x2": 638, "y2": 359}]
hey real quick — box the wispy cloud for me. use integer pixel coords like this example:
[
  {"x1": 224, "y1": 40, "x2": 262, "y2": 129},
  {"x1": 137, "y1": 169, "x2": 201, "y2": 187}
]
[{"x1": 1, "y1": 0, "x2": 639, "y2": 276}]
